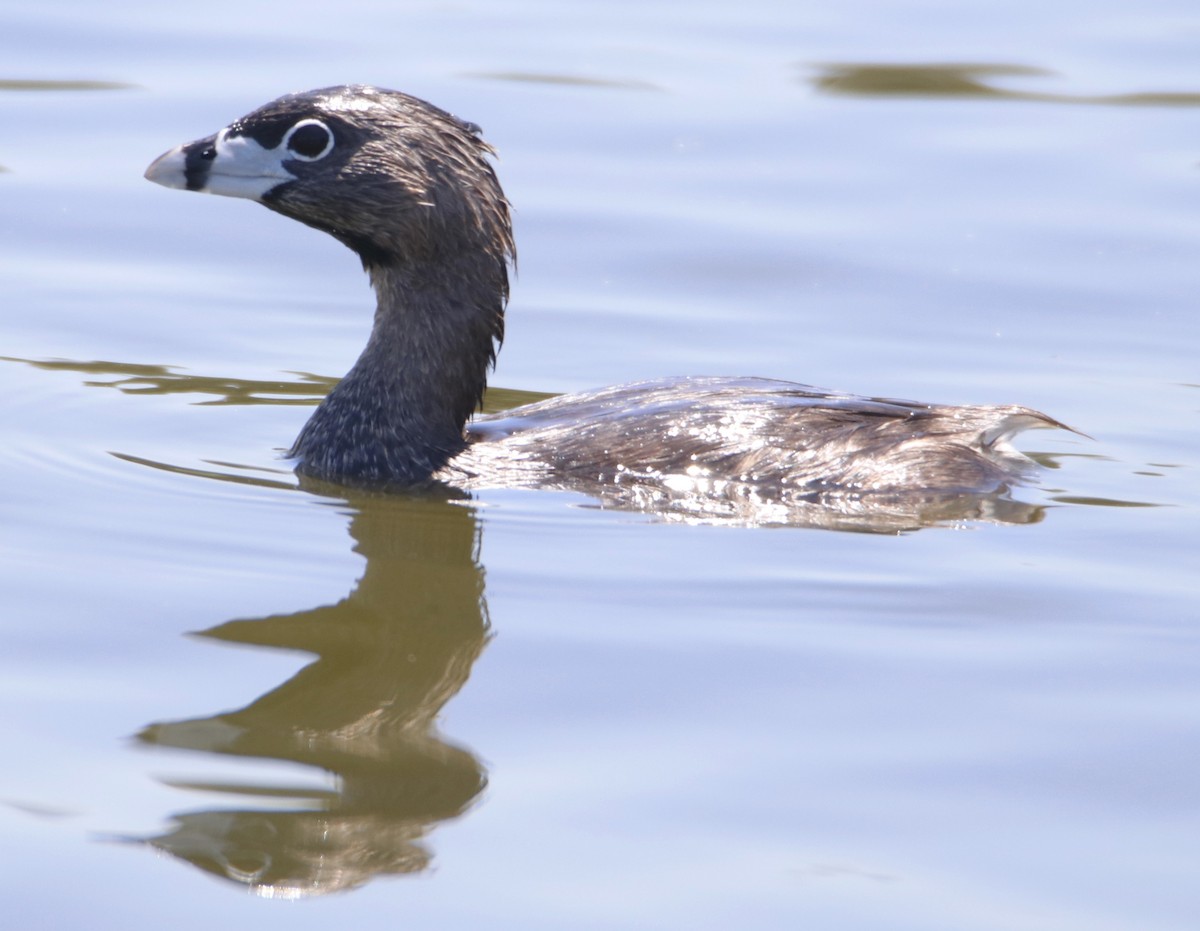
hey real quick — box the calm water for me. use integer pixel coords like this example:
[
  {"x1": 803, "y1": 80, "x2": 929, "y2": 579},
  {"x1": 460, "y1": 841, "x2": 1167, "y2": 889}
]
[{"x1": 2, "y1": 0, "x2": 1199, "y2": 928}]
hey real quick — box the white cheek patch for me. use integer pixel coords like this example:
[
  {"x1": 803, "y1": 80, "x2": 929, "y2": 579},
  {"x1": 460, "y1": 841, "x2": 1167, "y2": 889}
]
[{"x1": 202, "y1": 129, "x2": 297, "y2": 201}]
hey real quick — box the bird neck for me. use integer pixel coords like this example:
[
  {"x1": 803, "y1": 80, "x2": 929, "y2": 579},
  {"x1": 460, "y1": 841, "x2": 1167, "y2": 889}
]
[{"x1": 290, "y1": 256, "x2": 504, "y2": 486}]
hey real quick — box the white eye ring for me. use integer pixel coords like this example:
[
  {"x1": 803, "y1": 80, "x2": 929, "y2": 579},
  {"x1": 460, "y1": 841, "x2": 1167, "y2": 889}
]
[{"x1": 283, "y1": 119, "x2": 335, "y2": 161}]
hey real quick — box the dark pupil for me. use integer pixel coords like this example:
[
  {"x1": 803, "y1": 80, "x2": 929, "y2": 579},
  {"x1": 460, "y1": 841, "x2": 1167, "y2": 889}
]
[{"x1": 288, "y1": 123, "x2": 330, "y2": 157}]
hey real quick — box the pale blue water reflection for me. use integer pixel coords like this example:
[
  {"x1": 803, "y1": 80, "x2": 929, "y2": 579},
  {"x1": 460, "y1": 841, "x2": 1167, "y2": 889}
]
[{"x1": 1, "y1": 0, "x2": 1199, "y2": 928}]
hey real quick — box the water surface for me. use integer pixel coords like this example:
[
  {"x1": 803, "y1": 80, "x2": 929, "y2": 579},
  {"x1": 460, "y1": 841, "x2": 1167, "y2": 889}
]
[{"x1": 1, "y1": 1, "x2": 1198, "y2": 928}]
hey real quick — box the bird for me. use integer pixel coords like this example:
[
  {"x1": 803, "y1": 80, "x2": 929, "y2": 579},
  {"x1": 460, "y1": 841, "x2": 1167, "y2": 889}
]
[{"x1": 144, "y1": 85, "x2": 1067, "y2": 526}]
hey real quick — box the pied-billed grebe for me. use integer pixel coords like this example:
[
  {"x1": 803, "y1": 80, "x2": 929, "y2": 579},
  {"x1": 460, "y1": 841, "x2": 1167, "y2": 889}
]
[{"x1": 145, "y1": 85, "x2": 1066, "y2": 512}]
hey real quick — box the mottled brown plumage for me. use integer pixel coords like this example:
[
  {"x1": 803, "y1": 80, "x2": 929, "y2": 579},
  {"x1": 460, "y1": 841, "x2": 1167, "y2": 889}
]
[{"x1": 146, "y1": 85, "x2": 1069, "y2": 527}]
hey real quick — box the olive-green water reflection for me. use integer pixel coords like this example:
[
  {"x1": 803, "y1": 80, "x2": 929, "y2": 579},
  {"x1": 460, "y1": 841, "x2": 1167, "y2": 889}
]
[
  {"x1": 2, "y1": 357, "x2": 552, "y2": 413},
  {"x1": 135, "y1": 490, "x2": 491, "y2": 897},
  {"x1": 809, "y1": 62, "x2": 1200, "y2": 106},
  {"x1": 0, "y1": 79, "x2": 135, "y2": 92}
]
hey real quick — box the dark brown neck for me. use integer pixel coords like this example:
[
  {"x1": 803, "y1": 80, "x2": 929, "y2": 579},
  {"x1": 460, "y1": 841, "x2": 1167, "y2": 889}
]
[{"x1": 290, "y1": 255, "x2": 505, "y2": 486}]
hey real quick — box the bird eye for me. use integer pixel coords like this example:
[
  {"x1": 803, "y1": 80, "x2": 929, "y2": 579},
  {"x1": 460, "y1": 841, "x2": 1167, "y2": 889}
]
[{"x1": 283, "y1": 119, "x2": 334, "y2": 161}]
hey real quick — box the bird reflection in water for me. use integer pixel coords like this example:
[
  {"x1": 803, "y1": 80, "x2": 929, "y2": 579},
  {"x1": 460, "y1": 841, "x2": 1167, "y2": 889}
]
[{"x1": 133, "y1": 489, "x2": 490, "y2": 897}]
